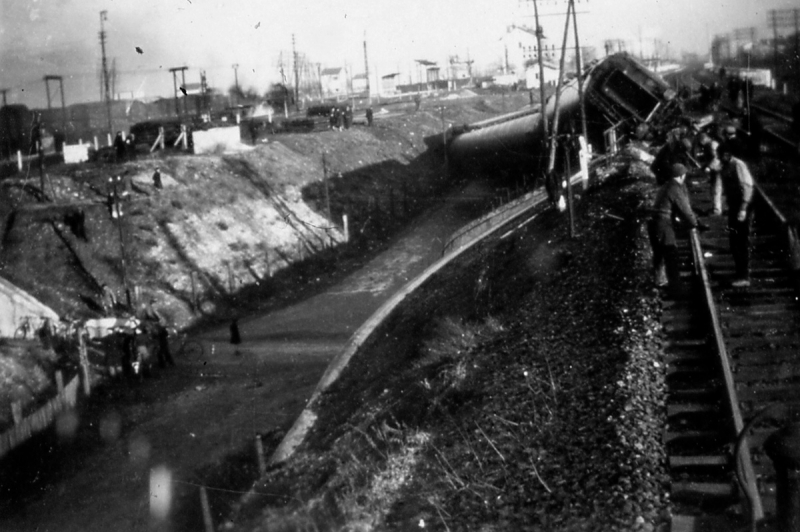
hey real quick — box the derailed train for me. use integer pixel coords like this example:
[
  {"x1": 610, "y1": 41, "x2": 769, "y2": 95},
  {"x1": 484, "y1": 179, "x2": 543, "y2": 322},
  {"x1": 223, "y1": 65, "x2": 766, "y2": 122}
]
[{"x1": 447, "y1": 52, "x2": 681, "y2": 184}]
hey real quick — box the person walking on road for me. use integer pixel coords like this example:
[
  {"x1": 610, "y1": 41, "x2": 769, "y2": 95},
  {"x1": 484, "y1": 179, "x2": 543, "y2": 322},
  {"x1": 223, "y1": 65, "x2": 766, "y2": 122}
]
[
  {"x1": 718, "y1": 144, "x2": 755, "y2": 287},
  {"x1": 648, "y1": 163, "x2": 707, "y2": 294}
]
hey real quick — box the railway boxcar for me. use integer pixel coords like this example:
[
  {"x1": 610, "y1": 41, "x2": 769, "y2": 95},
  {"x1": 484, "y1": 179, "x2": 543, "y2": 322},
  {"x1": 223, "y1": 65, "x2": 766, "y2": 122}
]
[
  {"x1": 447, "y1": 53, "x2": 680, "y2": 180},
  {"x1": 0, "y1": 104, "x2": 33, "y2": 159}
]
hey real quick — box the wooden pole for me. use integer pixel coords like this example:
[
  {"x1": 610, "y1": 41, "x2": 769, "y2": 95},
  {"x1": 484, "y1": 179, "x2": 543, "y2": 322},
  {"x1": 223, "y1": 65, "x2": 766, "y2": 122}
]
[
  {"x1": 255, "y1": 435, "x2": 266, "y2": 475},
  {"x1": 323, "y1": 153, "x2": 332, "y2": 221},
  {"x1": 532, "y1": 0, "x2": 549, "y2": 145},
  {"x1": 570, "y1": 0, "x2": 589, "y2": 152},
  {"x1": 546, "y1": 0, "x2": 574, "y2": 176}
]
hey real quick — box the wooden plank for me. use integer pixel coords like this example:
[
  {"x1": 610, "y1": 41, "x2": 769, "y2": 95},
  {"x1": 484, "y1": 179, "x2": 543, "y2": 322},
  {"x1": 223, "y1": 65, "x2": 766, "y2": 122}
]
[
  {"x1": 733, "y1": 349, "x2": 800, "y2": 366},
  {"x1": 671, "y1": 514, "x2": 748, "y2": 532},
  {"x1": 733, "y1": 363, "x2": 800, "y2": 382},
  {"x1": 672, "y1": 481, "x2": 735, "y2": 497},
  {"x1": 668, "y1": 403, "x2": 722, "y2": 416},
  {"x1": 669, "y1": 455, "x2": 729, "y2": 468}
]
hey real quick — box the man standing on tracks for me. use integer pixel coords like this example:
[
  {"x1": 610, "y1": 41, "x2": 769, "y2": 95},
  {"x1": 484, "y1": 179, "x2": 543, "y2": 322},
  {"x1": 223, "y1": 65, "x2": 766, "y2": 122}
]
[
  {"x1": 696, "y1": 133, "x2": 722, "y2": 215},
  {"x1": 648, "y1": 163, "x2": 706, "y2": 294},
  {"x1": 718, "y1": 144, "x2": 755, "y2": 288}
]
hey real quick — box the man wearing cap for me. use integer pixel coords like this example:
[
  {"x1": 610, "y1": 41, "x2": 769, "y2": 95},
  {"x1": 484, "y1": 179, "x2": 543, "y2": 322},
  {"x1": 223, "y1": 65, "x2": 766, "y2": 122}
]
[
  {"x1": 648, "y1": 163, "x2": 706, "y2": 293},
  {"x1": 717, "y1": 143, "x2": 755, "y2": 287}
]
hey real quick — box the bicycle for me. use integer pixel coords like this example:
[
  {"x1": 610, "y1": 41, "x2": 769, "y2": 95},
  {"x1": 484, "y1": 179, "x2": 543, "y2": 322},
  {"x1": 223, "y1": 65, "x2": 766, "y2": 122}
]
[
  {"x1": 14, "y1": 316, "x2": 45, "y2": 341},
  {"x1": 168, "y1": 328, "x2": 204, "y2": 363}
]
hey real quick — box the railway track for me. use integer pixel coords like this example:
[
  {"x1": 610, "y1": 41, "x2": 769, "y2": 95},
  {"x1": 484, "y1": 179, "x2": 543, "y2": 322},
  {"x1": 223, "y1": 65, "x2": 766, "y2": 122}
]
[
  {"x1": 747, "y1": 103, "x2": 797, "y2": 153},
  {"x1": 663, "y1": 163, "x2": 800, "y2": 530}
]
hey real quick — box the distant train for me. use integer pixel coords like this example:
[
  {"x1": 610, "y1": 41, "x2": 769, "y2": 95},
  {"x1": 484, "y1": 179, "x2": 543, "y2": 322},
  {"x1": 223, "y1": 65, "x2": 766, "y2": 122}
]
[{"x1": 447, "y1": 52, "x2": 680, "y2": 179}]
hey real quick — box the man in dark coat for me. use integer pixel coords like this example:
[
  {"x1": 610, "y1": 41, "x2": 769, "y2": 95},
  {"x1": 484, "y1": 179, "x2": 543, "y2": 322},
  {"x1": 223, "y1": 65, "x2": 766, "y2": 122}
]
[
  {"x1": 651, "y1": 136, "x2": 693, "y2": 185},
  {"x1": 152, "y1": 167, "x2": 163, "y2": 189},
  {"x1": 648, "y1": 163, "x2": 706, "y2": 293},
  {"x1": 114, "y1": 132, "x2": 126, "y2": 162},
  {"x1": 366, "y1": 107, "x2": 373, "y2": 127}
]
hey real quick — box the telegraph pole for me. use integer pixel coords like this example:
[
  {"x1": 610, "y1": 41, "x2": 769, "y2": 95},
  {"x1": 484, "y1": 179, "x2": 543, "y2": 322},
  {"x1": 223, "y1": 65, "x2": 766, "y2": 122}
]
[
  {"x1": 99, "y1": 11, "x2": 112, "y2": 136},
  {"x1": 292, "y1": 34, "x2": 300, "y2": 111},
  {"x1": 232, "y1": 63, "x2": 240, "y2": 104},
  {"x1": 363, "y1": 32, "x2": 371, "y2": 102},
  {"x1": 570, "y1": 0, "x2": 588, "y2": 147},
  {"x1": 169, "y1": 66, "x2": 188, "y2": 120},
  {"x1": 44, "y1": 75, "x2": 67, "y2": 144},
  {"x1": 0, "y1": 89, "x2": 8, "y2": 158},
  {"x1": 531, "y1": 0, "x2": 549, "y2": 144}
]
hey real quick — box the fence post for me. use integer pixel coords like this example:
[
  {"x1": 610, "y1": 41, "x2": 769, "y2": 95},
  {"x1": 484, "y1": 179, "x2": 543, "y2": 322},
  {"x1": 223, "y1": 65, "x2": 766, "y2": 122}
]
[
  {"x1": 78, "y1": 329, "x2": 91, "y2": 396},
  {"x1": 190, "y1": 272, "x2": 197, "y2": 314},
  {"x1": 255, "y1": 434, "x2": 267, "y2": 476}
]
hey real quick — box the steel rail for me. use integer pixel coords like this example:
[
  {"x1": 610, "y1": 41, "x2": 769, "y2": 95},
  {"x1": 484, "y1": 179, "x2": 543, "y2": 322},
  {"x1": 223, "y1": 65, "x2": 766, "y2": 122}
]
[
  {"x1": 755, "y1": 182, "x2": 787, "y2": 226},
  {"x1": 689, "y1": 228, "x2": 765, "y2": 523},
  {"x1": 749, "y1": 103, "x2": 792, "y2": 125}
]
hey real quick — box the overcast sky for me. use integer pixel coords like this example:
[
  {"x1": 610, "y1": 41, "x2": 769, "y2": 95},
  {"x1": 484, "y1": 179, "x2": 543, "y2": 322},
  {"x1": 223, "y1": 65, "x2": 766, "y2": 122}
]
[{"x1": 0, "y1": 0, "x2": 793, "y2": 107}]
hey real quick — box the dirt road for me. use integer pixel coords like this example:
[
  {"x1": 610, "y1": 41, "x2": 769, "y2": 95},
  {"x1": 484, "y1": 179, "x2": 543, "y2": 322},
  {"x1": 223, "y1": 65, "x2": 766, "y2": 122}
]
[{"x1": 0, "y1": 178, "x2": 493, "y2": 532}]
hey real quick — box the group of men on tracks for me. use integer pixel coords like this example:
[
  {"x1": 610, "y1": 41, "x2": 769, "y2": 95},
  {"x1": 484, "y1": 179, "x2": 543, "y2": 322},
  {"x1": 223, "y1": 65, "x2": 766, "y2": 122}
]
[{"x1": 647, "y1": 116, "x2": 757, "y2": 296}]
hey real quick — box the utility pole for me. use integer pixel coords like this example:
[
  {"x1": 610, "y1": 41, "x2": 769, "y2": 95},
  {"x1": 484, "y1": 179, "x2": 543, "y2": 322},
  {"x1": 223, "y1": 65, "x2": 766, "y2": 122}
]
[
  {"x1": 44, "y1": 75, "x2": 67, "y2": 144},
  {"x1": 531, "y1": 0, "x2": 549, "y2": 179},
  {"x1": 768, "y1": 9, "x2": 798, "y2": 88},
  {"x1": 169, "y1": 66, "x2": 188, "y2": 120},
  {"x1": 0, "y1": 89, "x2": 8, "y2": 158},
  {"x1": 570, "y1": 0, "x2": 588, "y2": 147},
  {"x1": 200, "y1": 70, "x2": 208, "y2": 120},
  {"x1": 363, "y1": 32, "x2": 371, "y2": 102},
  {"x1": 99, "y1": 10, "x2": 112, "y2": 137},
  {"x1": 232, "y1": 63, "x2": 240, "y2": 104},
  {"x1": 317, "y1": 63, "x2": 323, "y2": 100},
  {"x1": 771, "y1": 10, "x2": 779, "y2": 77},
  {"x1": 292, "y1": 34, "x2": 300, "y2": 111}
]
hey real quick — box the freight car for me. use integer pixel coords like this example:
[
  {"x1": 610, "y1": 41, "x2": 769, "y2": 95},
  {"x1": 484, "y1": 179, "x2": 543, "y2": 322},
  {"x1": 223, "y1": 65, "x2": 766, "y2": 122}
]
[
  {"x1": 447, "y1": 52, "x2": 680, "y2": 180},
  {"x1": 0, "y1": 105, "x2": 34, "y2": 159}
]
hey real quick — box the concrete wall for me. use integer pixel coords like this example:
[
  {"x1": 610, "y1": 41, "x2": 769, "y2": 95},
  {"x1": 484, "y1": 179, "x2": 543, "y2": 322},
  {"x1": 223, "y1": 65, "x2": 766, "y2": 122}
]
[
  {"x1": 0, "y1": 277, "x2": 60, "y2": 338},
  {"x1": 192, "y1": 126, "x2": 243, "y2": 154}
]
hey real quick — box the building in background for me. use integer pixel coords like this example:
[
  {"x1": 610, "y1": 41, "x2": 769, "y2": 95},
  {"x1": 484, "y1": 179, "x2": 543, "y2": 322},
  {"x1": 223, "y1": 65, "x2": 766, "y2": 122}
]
[{"x1": 320, "y1": 67, "x2": 347, "y2": 97}]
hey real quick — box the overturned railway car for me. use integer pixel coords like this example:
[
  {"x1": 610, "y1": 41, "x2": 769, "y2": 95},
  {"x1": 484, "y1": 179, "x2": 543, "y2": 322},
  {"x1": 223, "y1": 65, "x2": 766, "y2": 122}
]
[{"x1": 447, "y1": 53, "x2": 679, "y2": 179}]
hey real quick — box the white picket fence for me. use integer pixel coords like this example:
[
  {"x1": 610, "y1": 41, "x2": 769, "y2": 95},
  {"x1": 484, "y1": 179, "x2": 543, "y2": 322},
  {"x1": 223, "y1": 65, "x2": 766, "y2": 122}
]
[{"x1": 0, "y1": 372, "x2": 80, "y2": 459}]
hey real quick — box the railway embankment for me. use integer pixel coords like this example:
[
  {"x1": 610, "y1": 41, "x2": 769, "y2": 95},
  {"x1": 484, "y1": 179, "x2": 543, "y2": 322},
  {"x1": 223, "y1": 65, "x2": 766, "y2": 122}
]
[{"x1": 226, "y1": 155, "x2": 672, "y2": 532}]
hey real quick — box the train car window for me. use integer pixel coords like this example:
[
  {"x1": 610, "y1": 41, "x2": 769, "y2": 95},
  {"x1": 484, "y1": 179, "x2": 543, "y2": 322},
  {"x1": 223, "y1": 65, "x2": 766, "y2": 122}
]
[{"x1": 601, "y1": 71, "x2": 661, "y2": 122}]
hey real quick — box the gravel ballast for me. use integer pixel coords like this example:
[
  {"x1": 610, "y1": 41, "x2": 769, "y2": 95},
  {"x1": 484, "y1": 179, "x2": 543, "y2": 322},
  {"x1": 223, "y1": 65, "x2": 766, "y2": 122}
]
[{"x1": 231, "y1": 164, "x2": 671, "y2": 532}]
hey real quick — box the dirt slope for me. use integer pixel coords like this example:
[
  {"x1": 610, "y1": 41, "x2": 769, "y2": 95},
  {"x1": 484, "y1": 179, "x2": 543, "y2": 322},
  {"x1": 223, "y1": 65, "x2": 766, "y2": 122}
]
[{"x1": 0, "y1": 93, "x2": 528, "y2": 331}]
